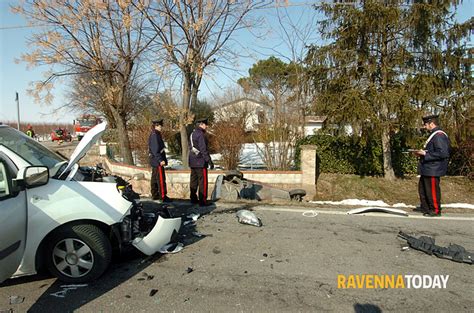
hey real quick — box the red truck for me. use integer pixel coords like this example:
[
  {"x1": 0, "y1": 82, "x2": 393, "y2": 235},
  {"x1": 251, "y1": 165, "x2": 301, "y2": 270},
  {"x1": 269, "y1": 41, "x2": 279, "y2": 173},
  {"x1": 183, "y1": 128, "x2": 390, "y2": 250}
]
[{"x1": 74, "y1": 114, "x2": 101, "y2": 140}]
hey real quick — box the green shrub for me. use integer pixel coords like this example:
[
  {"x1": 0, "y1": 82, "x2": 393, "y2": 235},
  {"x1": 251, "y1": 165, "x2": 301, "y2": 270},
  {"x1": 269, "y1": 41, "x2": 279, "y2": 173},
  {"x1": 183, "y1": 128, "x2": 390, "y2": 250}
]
[{"x1": 295, "y1": 133, "x2": 419, "y2": 177}]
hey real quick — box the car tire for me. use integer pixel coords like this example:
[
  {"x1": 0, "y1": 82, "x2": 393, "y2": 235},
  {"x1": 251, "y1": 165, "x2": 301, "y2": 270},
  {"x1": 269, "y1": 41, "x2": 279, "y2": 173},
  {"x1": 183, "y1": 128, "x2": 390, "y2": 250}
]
[
  {"x1": 45, "y1": 224, "x2": 112, "y2": 283},
  {"x1": 224, "y1": 170, "x2": 243, "y2": 181},
  {"x1": 289, "y1": 189, "x2": 306, "y2": 202}
]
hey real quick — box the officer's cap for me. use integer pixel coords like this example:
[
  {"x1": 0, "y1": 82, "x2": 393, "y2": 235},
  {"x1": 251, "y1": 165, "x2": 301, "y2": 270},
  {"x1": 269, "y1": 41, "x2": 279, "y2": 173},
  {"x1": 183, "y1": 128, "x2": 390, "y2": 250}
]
[
  {"x1": 152, "y1": 119, "x2": 163, "y2": 126},
  {"x1": 422, "y1": 114, "x2": 439, "y2": 124},
  {"x1": 195, "y1": 117, "x2": 209, "y2": 125}
]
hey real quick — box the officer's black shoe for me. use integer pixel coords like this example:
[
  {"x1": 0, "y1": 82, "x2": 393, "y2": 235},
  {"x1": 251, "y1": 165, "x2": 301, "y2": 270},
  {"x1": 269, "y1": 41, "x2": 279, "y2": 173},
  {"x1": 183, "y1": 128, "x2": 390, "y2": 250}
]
[
  {"x1": 199, "y1": 201, "x2": 213, "y2": 207},
  {"x1": 413, "y1": 206, "x2": 426, "y2": 213},
  {"x1": 423, "y1": 211, "x2": 441, "y2": 217},
  {"x1": 163, "y1": 196, "x2": 172, "y2": 203}
]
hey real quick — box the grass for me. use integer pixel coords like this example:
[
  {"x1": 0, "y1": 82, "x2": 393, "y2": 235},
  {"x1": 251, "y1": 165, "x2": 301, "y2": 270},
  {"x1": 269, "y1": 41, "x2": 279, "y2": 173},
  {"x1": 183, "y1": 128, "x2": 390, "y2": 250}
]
[{"x1": 314, "y1": 174, "x2": 473, "y2": 206}]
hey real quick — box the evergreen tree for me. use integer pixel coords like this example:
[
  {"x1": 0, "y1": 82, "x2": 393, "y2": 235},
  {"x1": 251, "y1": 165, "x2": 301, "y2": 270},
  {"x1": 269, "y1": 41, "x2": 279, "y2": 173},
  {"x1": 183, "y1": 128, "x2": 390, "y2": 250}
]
[{"x1": 306, "y1": 0, "x2": 471, "y2": 179}]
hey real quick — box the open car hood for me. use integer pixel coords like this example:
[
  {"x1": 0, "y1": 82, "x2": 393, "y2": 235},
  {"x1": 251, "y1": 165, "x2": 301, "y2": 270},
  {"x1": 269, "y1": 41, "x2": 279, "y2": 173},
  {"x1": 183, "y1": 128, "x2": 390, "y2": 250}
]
[{"x1": 59, "y1": 121, "x2": 107, "y2": 177}]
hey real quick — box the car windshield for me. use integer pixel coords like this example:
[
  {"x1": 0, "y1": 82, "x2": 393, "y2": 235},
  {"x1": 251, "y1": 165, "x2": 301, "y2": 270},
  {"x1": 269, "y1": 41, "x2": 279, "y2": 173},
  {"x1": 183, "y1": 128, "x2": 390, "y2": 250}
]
[{"x1": 0, "y1": 127, "x2": 66, "y2": 169}]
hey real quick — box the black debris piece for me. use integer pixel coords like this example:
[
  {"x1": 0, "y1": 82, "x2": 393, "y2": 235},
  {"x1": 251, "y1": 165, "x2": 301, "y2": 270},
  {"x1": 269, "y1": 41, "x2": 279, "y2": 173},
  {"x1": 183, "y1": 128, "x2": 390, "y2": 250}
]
[
  {"x1": 187, "y1": 267, "x2": 194, "y2": 274},
  {"x1": 125, "y1": 295, "x2": 131, "y2": 299},
  {"x1": 244, "y1": 271, "x2": 248, "y2": 274},
  {"x1": 263, "y1": 253, "x2": 268, "y2": 257},
  {"x1": 398, "y1": 231, "x2": 473, "y2": 264},
  {"x1": 147, "y1": 275, "x2": 155, "y2": 281},
  {"x1": 39, "y1": 284, "x2": 48, "y2": 288},
  {"x1": 149, "y1": 289, "x2": 158, "y2": 297},
  {"x1": 137, "y1": 278, "x2": 146, "y2": 281}
]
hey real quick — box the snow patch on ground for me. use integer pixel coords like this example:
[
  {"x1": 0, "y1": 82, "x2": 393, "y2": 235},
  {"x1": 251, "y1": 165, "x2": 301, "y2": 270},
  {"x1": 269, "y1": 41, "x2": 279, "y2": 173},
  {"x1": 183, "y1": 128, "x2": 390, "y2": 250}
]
[
  {"x1": 443, "y1": 203, "x2": 474, "y2": 209},
  {"x1": 310, "y1": 199, "x2": 474, "y2": 210}
]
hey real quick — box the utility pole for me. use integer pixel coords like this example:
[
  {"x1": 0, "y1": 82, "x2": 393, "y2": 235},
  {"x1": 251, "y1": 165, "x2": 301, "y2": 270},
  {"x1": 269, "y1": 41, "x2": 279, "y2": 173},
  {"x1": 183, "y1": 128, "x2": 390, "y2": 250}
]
[{"x1": 15, "y1": 92, "x2": 20, "y2": 130}]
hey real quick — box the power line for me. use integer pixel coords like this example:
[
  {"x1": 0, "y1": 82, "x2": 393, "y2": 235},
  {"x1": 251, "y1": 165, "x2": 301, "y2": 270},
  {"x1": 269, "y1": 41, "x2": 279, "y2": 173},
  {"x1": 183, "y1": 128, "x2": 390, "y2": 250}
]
[{"x1": 0, "y1": 24, "x2": 49, "y2": 30}]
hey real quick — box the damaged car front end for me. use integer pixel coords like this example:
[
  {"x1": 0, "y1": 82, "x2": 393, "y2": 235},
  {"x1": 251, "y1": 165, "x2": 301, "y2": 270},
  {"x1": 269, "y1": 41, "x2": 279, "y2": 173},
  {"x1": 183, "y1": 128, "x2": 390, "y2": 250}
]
[{"x1": 0, "y1": 122, "x2": 181, "y2": 283}]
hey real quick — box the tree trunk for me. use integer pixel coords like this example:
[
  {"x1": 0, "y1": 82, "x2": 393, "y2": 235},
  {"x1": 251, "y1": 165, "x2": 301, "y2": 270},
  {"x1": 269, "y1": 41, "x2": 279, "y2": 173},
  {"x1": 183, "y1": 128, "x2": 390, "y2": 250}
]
[
  {"x1": 112, "y1": 110, "x2": 134, "y2": 165},
  {"x1": 180, "y1": 74, "x2": 192, "y2": 167},
  {"x1": 381, "y1": 30, "x2": 395, "y2": 180},
  {"x1": 381, "y1": 123, "x2": 395, "y2": 180}
]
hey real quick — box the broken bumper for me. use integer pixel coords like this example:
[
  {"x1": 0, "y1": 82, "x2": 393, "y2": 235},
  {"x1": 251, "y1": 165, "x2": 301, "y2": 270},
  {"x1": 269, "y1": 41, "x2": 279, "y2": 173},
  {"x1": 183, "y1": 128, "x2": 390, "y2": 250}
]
[{"x1": 132, "y1": 216, "x2": 181, "y2": 255}]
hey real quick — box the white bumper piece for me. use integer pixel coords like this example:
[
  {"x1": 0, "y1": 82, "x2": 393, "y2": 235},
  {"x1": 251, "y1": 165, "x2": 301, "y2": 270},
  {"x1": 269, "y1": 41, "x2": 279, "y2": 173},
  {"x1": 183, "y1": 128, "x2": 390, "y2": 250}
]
[{"x1": 132, "y1": 216, "x2": 182, "y2": 255}]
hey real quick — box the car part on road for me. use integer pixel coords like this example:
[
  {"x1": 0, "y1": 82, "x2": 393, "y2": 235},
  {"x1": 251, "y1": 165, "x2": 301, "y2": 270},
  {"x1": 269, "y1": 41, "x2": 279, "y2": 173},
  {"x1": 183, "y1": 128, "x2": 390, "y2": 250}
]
[
  {"x1": 158, "y1": 242, "x2": 184, "y2": 254},
  {"x1": 212, "y1": 172, "x2": 306, "y2": 202},
  {"x1": 398, "y1": 231, "x2": 473, "y2": 264},
  {"x1": 236, "y1": 210, "x2": 262, "y2": 227},
  {"x1": 45, "y1": 224, "x2": 112, "y2": 283},
  {"x1": 289, "y1": 189, "x2": 306, "y2": 201},
  {"x1": 347, "y1": 207, "x2": 408, "y2": 216},
  {"x1": 224, "y1": 170, "x2": 244, "y2": 181}
]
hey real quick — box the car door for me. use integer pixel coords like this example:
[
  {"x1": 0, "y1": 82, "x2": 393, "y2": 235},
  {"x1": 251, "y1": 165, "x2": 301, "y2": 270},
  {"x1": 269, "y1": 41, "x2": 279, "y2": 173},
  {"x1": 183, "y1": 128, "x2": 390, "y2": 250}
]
[{"x1": 0, "y1": 152, "x2": 27, "y2": 283}]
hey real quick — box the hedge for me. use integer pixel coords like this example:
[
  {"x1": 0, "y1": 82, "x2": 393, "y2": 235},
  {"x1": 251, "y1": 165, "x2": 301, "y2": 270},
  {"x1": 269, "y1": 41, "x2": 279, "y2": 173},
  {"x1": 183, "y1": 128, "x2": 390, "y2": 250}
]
[{"x1": 295, "y1": 133, "x2": 420, "y2": 177}]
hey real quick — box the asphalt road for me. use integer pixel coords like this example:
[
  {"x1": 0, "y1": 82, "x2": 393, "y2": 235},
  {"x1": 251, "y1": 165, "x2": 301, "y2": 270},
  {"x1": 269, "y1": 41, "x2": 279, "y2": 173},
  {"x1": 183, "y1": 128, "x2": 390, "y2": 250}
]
[{"x1": 1, "y1": 202, "x2": 473, "y2": 313}]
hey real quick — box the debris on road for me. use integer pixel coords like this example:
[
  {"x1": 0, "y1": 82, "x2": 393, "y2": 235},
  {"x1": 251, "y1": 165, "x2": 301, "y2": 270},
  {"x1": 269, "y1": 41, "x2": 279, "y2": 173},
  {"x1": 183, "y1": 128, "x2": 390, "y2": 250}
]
[
  {"x1": 236, "y1": 210, "x2": 262, "y2": 227},
  {"x1": 398, "y1": 231, "x2": 473, "y2": 264},
  {"x1": 49, "y1": 284, "x2": 88, "y2": 298},
  {"x1": 183, "y1": 220, "x2": 196, "y2": 227},
  {"x1": 9, "y1": 296, "x2": 24, "y2": 305},
  {"x1": 187, "y1": 213, "x2": 200, "y2": 221},
  {"x1": 192, "y1": 231, "x2": 205, "y2": 238},
  {"x1": 186, "y1": 267, "x2": 194, "y2": 274},
  {"x1": 347, "y1": 207, "x2": 408, "y2": 216},
  {"x1": 158, "y1": 242, "x2": 184, "y2": 254},
  {"x1": 302, "y1": 210, "x2": 319, "y2": 217},
  {"x1": 149, "y1": 289, "x2": 158, "y2": 297},
  {"x1": 212, "y1": 171, "x2": 306, "y2": 202}
]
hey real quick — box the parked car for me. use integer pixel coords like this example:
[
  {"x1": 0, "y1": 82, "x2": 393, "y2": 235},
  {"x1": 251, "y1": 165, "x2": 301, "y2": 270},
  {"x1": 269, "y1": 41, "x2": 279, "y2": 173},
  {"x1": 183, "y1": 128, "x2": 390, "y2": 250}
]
[
  {"x1": 0, "y1": 122, "x2": 181, "y2": 284},
  {"x1": 50, "y1": 128, "x2": 72, "y2": 142}
]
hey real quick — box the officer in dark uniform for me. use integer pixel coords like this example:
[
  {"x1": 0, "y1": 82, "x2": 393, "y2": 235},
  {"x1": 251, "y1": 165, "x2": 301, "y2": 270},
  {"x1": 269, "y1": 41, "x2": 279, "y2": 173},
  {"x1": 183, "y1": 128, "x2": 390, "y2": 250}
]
[
  {"x1": 411, "y1": 114, "x2": 450, "y2": 217},
  {"x1": 149, "y1": 119, "x2": 171, "y2": 203},
  {"x1": 189, "y1": 118, "x2": 214, "y2": 206}
]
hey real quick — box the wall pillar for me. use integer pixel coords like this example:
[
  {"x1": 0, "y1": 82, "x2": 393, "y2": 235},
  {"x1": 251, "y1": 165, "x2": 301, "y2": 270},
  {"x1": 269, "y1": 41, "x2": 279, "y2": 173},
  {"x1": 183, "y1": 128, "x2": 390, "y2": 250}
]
[{"x1": 301, "y1": 145, "x2": 317, "y2": 190}]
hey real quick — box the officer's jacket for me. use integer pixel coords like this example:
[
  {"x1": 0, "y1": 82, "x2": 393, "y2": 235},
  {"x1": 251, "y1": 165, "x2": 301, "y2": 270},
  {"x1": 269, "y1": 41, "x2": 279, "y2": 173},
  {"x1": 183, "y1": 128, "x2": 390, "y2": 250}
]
[
  {"x1": 188, "y1": 127, "x2": 210, "y2": 168},
  {"x1": 418, "y1": 127, "x2": 450, "y2": 177},
  {"x1": 148, "y1": 129, "x2": 167, "y2": 167}
]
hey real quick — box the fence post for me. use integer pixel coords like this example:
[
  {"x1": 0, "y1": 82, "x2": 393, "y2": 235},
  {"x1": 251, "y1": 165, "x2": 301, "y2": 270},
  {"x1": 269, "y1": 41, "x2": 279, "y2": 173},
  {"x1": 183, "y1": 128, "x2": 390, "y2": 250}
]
[{"x1": 301, "y1": 145, "x2": 318, "y2": 191}]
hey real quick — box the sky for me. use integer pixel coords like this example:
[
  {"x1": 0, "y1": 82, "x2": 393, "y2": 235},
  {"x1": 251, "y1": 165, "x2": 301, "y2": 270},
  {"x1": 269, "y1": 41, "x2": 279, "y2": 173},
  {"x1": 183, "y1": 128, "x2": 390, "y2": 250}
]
[{"x1": 0, "y1": 0, "x2": 472, "y2": 124}]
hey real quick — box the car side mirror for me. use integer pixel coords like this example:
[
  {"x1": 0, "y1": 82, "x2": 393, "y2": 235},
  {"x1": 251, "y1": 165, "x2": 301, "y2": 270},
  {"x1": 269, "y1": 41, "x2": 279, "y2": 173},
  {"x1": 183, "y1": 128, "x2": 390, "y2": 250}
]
[{"x1": 16, "y1": 166, "x2": 50, "y2": 188}]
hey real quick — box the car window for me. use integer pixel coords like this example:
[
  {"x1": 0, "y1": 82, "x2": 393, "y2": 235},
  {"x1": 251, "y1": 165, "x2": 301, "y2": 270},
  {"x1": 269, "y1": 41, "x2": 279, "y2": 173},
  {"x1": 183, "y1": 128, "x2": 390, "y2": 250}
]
[
  {"x1": 0, "y1": 127, "x2": 66, "y2": 170},
  {"x1": 0, "y1": 163, "x2": 10, "y2": 197}
]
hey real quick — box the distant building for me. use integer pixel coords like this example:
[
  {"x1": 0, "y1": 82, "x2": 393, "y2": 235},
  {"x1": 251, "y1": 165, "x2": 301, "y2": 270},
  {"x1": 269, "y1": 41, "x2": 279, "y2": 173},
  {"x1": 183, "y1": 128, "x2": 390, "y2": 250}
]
[
  {"x1": 213, "y1": 98, "x2": 273, "y2": 132},
  {"x1": 304, "y1": 115, "x2": 327, "y2": 136}
]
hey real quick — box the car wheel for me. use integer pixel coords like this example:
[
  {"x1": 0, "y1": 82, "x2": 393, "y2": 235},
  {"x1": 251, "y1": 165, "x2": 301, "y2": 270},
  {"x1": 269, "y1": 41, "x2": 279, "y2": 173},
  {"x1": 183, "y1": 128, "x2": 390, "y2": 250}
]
[
  {"x1": 45, "y1": 224, "x2": 112, "y2": 283},
  {"x1": 289, "y1": 189, "x2": 306, "y2": 202},
  {"x1": 224, "y1": 170, "x2": 243, "y2": 181}
]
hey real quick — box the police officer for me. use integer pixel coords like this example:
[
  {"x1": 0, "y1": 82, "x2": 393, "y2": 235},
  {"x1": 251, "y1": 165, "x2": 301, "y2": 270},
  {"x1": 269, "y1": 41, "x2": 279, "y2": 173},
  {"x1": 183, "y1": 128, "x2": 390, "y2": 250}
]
[
  {"x1": 149, "y1": 119, "x2": 171, "y2": 203},
  {"x1": 189, "y1": 118, "x2": 214, "y2": 206},
  {"x1": 411, "y1": 115, "x2": 450, "y2": 217}
]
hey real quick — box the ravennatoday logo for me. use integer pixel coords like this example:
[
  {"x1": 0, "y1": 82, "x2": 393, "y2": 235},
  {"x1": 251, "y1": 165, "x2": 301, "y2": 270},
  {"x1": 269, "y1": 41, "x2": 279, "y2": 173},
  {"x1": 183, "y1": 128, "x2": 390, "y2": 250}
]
[{"x1": 337, "y1": 274, "x2": 449, "y2": 289}]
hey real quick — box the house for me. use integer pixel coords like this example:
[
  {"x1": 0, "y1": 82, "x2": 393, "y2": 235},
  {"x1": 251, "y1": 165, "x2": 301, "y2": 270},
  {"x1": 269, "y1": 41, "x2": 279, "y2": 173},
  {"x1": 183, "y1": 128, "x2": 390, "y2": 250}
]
[
  {"x1": 213, "y1": 98, "x2": 273, "y2": 132},
  {"x1": 304, "y1": 115, "x2": 327, "y2": 136}
]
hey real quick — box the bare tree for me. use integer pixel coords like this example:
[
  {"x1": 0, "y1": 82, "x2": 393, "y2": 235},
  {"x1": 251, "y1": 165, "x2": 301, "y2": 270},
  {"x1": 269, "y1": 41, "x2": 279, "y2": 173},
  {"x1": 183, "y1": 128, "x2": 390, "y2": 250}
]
[
  {"x1": 137, "y1": 0, "x2": 264, "y2": 166},
  {"x1": 14, "y1": 0, "x2": 157, "y2": 164}
]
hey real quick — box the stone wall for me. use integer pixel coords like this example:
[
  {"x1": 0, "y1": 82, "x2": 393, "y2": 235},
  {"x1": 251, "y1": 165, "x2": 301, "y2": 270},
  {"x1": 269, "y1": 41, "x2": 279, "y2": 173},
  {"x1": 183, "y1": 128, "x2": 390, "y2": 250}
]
[{"x1": 102, "y1": 158, "x2": 309, "y2": 199}]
